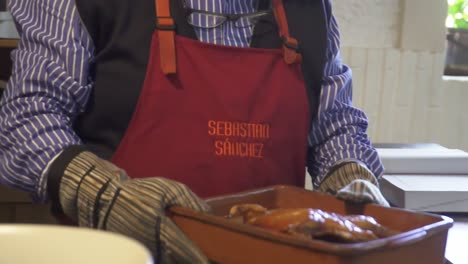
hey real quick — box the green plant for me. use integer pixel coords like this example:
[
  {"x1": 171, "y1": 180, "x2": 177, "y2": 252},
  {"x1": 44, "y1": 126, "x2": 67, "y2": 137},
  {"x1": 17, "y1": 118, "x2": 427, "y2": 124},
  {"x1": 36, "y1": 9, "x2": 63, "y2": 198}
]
[{"x1": 447, "y1": 0, "x2": 468, "y2": 28}]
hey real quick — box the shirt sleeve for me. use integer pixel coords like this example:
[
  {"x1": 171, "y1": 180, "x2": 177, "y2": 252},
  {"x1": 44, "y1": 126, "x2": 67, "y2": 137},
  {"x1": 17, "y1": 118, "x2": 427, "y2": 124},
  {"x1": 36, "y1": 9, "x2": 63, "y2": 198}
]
[
  {"x1": 307, "y1": 13, "x2": 384, "y2": 188},
  {"x1": 0, "y1": 0, "x2": 95, "y2": 202}
]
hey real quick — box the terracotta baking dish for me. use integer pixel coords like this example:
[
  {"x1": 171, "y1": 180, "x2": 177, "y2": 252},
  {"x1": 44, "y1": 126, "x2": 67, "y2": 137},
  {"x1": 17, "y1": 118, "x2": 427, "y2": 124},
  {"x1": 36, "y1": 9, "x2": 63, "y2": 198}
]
[{"x1": 169, "y1": 185, "x2": 453, "y2": 264}]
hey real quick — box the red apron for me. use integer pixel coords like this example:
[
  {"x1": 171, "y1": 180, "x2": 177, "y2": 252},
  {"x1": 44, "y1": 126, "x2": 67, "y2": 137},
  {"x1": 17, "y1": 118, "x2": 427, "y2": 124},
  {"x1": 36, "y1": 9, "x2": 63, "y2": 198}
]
[{"x1": 111, "y1": 0, "x2": 311, "y2": 198}]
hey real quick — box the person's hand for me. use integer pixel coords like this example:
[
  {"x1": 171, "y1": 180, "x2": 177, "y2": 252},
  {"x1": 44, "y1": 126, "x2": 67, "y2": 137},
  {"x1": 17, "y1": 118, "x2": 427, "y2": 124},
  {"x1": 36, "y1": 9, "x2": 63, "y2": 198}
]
[
  {"x1": 318, "y1": 162, "x2": 390, "y2": 207},
  {"x1": 58, "y1": 151, "x2": 210, "y2": 264},
  {"x1": 97, "y1": 177, "x2": 211, "y2": 264},
  {"x1": 334, "y1": 179, "x2": 389, "y2": 206}
]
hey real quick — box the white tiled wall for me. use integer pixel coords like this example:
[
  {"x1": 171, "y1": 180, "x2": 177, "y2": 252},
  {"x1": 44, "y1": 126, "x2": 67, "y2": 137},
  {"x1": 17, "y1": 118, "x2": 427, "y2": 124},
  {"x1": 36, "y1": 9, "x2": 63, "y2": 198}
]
[
  {"x1": 333, "y1": 0, "x2": 402, "y2": 48},
  {"x1": 332, "y1": 0, "x2": 468, "y2": 151}
]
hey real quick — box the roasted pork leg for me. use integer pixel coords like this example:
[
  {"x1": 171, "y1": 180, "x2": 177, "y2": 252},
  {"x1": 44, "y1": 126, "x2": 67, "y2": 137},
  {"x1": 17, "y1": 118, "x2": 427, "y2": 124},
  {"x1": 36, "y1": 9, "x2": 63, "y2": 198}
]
[{"x1": 229, "y1": 204, "x2": 397, "y2": 243}]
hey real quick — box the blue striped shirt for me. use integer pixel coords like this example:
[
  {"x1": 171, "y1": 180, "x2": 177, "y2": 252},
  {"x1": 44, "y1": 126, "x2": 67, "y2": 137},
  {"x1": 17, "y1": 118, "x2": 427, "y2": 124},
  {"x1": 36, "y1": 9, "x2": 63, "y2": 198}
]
[{"x1": 0, "y1": 0, "x2": 384, "y2": 201}]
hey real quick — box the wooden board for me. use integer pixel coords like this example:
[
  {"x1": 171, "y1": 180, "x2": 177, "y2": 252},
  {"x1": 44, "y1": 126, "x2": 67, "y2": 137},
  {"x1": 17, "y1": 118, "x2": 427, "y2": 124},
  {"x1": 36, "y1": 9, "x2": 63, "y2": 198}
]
[{"x1": 0, "y1": 38, "x2": 18, "y2": 48}]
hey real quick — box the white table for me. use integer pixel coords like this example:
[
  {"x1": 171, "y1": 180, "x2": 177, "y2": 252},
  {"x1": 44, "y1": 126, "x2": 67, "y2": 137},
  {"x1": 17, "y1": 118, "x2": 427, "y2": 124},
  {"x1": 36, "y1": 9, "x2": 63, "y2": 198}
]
[{"x1": 445, "y1": 214, "x2": 468, "y2": 264}]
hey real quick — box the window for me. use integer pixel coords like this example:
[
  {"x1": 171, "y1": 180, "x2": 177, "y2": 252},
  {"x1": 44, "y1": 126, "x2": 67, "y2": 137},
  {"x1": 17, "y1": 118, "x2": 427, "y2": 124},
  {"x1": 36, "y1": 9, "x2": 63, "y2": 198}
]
[{"x1": 445, "y1": 0, "x2": 468, "y2": 76}]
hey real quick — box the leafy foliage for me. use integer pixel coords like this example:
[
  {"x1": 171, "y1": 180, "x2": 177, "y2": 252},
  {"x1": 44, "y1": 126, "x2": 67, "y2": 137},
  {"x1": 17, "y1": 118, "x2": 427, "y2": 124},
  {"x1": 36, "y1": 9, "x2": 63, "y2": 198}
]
[{"x1": 447, "y1": 0, "x2": 468, "y2": 29}]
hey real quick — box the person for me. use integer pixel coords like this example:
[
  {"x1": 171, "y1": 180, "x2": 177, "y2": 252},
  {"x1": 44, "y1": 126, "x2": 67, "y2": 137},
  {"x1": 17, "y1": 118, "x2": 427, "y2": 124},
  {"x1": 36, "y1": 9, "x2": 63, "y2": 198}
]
[{"x1": 0, "y1": 0, "x2": 389, "y2": 262}]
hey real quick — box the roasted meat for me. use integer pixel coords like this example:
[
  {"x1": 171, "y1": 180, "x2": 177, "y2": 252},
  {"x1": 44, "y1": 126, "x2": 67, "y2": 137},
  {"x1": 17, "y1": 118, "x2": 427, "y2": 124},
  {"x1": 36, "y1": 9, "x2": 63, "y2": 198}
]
[{"x1": 229, "y1": 204, "x2": 397, "y2": 243}]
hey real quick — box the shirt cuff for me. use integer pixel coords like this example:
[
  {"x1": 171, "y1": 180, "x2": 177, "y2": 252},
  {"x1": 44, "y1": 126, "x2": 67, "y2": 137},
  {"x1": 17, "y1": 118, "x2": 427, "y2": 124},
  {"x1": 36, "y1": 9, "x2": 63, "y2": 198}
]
[{"x1": 46, "y1": 145, "x2": 89, "y2": 214}]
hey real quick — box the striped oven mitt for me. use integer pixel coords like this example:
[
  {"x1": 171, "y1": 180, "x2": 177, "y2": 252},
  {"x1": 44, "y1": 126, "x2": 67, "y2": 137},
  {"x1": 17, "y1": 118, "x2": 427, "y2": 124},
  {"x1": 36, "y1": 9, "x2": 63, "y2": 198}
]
[
  {"x1": 57, "y1": 151, "x2": 210, "y2": 264},
  {"x1": 318, "y1": 161, "x2": 390, "y2": 207}
]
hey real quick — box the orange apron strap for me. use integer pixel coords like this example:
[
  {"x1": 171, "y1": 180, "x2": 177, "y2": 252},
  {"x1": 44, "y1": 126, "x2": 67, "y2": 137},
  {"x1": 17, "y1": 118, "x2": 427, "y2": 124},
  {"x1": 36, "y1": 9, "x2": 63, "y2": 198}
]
[
  {"x1": 272, "y1": 0, "x2": 302, "y2": 64},
  {"x1": 155, "y1": 0, "x2": 177, "y2": 74}
]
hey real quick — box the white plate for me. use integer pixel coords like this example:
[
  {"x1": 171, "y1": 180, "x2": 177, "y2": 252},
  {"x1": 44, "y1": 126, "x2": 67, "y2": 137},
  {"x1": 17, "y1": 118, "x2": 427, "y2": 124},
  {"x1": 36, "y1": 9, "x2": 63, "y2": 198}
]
[{"x1": 0, "y1": 224, "x2": 153, "y2": 264}]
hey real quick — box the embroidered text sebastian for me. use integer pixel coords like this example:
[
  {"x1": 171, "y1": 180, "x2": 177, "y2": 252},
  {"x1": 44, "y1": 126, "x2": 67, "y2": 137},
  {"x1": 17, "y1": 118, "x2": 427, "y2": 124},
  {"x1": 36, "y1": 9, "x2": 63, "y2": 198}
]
[{"x1": 208, "y1": 120, "x2": 270, "y2": 158}]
